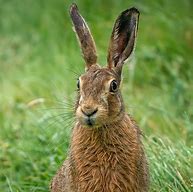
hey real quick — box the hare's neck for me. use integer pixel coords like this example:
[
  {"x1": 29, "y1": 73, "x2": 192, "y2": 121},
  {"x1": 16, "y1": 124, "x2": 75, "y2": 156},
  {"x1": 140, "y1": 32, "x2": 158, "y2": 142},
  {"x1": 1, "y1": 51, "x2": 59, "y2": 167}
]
[
  {"x1": 70, "y1": 114, "x2": 140, "y2": 162},
  {"x1": 72, "y1": 114, "x2": 135, "y2": 148},
  {"x1": 69, "y1": 114, "x2": 141, "y2": 191},
  {"x1": 71, "y1": 113, "x2": 139, "y2": 152}
]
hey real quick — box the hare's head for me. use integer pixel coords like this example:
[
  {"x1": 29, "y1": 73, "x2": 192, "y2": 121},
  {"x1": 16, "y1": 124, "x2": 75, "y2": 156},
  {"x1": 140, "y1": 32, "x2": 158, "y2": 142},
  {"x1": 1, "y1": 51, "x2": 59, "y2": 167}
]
[{"x1": 70, "y1": 4, "x2": 139, "y2": 127}]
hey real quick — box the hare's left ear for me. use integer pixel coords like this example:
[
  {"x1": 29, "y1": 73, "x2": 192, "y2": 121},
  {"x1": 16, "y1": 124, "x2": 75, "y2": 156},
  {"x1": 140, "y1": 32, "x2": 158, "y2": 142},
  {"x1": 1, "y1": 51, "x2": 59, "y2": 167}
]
[
  {"x1": 107, "y1": 8, "x2": 139, "y2": 69},
  {"x1": 70, "y1": 4, "x2": 97, "y2": 70}
]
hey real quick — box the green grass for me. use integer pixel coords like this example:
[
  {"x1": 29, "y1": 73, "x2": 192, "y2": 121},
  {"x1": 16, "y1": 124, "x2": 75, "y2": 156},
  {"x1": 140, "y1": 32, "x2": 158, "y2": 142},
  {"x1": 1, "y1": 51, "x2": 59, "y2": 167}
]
[{"x1": 0, "y1": 0, "x2": 193, "y2": 191}]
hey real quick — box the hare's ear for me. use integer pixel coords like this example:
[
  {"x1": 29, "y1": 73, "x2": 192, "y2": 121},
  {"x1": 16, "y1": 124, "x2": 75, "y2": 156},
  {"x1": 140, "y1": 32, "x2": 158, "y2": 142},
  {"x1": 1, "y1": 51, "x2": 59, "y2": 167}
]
[
  {"x1": 70, "y1": 4, "x2": 97, "y2": 70},
  {"x1": 107, "y1": 7, "x2": 139, "y2": 69}
]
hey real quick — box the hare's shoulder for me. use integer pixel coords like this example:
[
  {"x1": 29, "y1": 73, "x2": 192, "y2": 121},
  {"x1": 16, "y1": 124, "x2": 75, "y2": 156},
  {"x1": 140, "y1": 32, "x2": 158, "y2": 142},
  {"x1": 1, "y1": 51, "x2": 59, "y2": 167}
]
[
  {"x1": 127, "y1": 113, "x2": 143, "y2": 135},
  {"x1": 50, "y1": 159, "x2": 72, "y2": 192}
]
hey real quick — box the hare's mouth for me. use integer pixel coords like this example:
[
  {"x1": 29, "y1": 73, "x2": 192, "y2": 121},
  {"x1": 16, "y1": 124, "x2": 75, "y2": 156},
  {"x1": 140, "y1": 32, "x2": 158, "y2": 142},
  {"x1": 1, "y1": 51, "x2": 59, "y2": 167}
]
[
  {"x1": 78, "y1": 115, "x2": 98, "y2": 127},
  {"x1": 85, "y1": 116, "x2": 95, "y2": 126},
  {"x1": 76, "y1": 106, "x2": 100, "y2": 127},
  {"x1": 77, "y1": 113, "x2": 103, "y2": 128}
]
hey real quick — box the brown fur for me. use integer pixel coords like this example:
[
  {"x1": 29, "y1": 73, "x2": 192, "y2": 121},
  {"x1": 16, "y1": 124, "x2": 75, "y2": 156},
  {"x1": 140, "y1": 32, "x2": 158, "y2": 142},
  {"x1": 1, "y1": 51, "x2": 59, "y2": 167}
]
[
  {"x1": 51, "y1": 115, "x2": 148, "y2": 192},
  {"x1": 50, "y1": 4, "x2": 149, "y2": 192},
  {"x1": 70, "y1": 4, "x2": 97, "y2": 69}
]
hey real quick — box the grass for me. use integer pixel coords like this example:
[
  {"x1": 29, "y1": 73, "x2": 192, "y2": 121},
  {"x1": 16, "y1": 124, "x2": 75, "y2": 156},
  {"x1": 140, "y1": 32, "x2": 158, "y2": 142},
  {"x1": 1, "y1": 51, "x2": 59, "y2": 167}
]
[{"x1": 0, "y1": 0, "x2": 193, "y2": 191}]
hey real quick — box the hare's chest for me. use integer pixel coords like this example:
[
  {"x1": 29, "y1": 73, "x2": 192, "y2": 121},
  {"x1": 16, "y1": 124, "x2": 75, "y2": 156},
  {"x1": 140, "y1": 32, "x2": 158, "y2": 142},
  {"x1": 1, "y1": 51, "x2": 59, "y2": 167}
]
[{"x1": 74, "y1": 151, "x2": 138, "y2": 192}]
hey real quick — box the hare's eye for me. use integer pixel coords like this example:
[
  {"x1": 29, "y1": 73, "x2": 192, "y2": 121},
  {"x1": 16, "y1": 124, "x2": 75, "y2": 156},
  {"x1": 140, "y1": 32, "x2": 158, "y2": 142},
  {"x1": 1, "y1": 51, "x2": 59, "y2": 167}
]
[
  {"x1": 110, "y1": 80, "x2": 118, "y2": 92},
  {"x1": 77, "y1": 79, "x2": 80, "y2": 89}
]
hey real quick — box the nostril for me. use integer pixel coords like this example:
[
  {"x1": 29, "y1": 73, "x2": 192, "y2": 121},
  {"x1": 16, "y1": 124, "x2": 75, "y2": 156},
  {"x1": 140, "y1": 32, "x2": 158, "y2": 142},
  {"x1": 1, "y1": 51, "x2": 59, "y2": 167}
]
[
  {"x1": 81, "y1": 108, "x2": 98, "y2": 117},
  {"x1": 91, "y1": 108, "x2": 98, "y2": 116}
]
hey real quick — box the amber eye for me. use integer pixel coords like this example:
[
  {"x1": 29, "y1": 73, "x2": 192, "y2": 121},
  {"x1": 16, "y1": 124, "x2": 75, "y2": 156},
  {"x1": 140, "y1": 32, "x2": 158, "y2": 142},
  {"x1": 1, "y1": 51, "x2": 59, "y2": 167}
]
[
  {"x1": 77, "y1": 79, "x2": 80, "y2": 89},
  {"x1": 110, "y1": 80, "x2": 118, "y2": 92}
]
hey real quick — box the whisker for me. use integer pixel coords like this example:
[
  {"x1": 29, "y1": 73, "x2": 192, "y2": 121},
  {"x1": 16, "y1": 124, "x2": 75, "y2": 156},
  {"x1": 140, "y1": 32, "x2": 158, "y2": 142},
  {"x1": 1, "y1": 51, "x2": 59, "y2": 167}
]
[
  {"x1": 38, "y1": 107, "x2": 74, "y2": 112},
  {"x1": 63, "y1": 66, "x2": 82, "y2": 77},
  {"x1": 40, "y1": 120, "x2": 75, "y2": 152},
  {"x1": 47, "y1": 112, "x2": 73, "y2": 121},
  {"x1": 43, "y1": 115, "x2": 74, "y2": 135},
  {"x1": 53, "y1": 99, "x2": 74, "y2": 107}
]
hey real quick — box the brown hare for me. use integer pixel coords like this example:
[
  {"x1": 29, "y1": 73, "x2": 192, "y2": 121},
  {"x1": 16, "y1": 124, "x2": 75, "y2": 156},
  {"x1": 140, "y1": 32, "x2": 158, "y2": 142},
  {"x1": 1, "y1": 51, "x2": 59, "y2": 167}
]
[{"x1": 50, "y1": 3, "x2": 149, "y2": 192}]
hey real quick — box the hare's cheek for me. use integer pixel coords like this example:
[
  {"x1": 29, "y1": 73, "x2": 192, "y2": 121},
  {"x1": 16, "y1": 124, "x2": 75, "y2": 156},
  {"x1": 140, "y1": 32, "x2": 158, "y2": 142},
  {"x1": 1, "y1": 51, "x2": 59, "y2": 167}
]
[
  {"x1": 100, "y1": 94, "x2": 108, "y2": 108},
  {"x1": 108, "y1": 95, "x2": 121, "y2": 113},
  {"x1": 76, "y1": 106, "x2": 82, "y2": 117},
  {"x1": 78, "y1": 95, "x2": 83, "y2": 105},
  {"x1": 75, "y1": 106, "x2": 85, "y2": 123}
]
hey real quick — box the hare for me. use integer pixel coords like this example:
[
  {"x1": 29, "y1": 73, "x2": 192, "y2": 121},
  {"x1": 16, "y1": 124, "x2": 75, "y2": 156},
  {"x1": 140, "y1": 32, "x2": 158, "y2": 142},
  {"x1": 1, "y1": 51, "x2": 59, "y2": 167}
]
[{"x1": 50, "y1": 3, "x2": 149, "y2": 192}]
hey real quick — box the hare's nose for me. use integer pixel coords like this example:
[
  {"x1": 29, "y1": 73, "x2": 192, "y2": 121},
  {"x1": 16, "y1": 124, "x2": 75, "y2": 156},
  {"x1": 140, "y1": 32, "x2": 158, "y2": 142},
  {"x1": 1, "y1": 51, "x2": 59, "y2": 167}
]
[{"x1": 81, "y1": 106, "x2": 98, "y2": 117}]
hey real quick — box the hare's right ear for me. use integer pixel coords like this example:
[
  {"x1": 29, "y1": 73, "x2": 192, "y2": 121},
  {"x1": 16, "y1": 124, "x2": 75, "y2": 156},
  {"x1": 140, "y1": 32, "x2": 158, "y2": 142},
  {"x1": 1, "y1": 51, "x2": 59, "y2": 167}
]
[
  {"x1": 70, "y1": 4, "x2": 97, "y2": 70},
  {"x1": 107, "y1": 8, "x2": 139, "y2": 70}
]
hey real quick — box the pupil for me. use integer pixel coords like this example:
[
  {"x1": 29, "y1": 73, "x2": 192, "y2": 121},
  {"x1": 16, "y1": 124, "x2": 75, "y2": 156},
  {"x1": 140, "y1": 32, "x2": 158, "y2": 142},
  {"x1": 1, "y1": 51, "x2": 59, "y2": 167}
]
[
  {"x1": 112, "y1": 81, "x2": 117, "y2": 90},
  {"x1": 110, "y1": 80, "x2": 117, "y2": 92}
]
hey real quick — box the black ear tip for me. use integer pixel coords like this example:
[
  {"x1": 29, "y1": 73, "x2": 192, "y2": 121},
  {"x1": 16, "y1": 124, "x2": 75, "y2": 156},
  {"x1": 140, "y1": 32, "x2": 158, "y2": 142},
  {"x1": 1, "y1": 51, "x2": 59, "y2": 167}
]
[
  {"x1": 120, "y1": 7, "x2": 140, "y2": 19},
  {"x1": 70, "y1": 3, "x2": 78, "y2": 14},
  {"x1": 129, "y1": 7, "x2": 140, "y2": 15}
]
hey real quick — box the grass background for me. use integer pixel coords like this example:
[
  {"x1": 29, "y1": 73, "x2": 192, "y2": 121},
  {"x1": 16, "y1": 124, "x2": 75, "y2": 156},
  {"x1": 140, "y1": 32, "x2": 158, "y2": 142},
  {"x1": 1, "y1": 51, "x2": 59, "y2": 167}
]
[{"x1": 0, "y1": 0, "x2": 193, "y2": 191}]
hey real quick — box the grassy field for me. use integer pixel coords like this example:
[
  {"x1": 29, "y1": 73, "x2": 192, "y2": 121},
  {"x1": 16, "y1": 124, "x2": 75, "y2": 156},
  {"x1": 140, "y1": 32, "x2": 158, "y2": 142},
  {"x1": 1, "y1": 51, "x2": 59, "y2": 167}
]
[{"x1": 0, "y1": 0, "x2": 193, "y2": 191}]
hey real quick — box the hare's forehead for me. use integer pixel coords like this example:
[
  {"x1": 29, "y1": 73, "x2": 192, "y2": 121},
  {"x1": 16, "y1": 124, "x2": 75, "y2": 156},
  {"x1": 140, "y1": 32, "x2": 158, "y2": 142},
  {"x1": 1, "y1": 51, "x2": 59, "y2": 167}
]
[{"x1": 80, "y1": 68, "x2": 116, "y2": 84}]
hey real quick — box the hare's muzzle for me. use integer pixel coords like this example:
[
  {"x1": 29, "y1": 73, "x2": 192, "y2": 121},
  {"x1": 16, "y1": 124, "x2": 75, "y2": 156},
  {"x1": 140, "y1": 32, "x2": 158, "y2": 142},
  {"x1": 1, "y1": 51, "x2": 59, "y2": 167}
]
[
  {"x1": 81, "y1": 108, "x2": 98, "y2": 117},
  {"x1": 78, "y1": 105, "x2": 98, "y2": 126}
]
